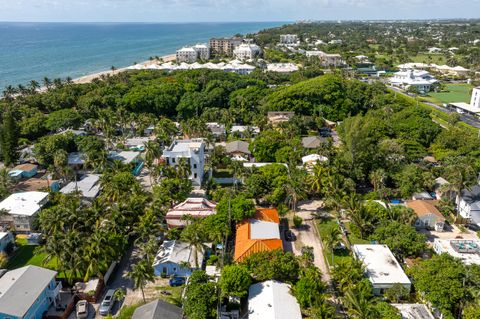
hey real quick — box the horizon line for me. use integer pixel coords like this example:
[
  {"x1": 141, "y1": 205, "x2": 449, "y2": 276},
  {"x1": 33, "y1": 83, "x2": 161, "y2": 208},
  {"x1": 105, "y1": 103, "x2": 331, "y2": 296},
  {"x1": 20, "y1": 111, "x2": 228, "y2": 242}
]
[{"x1": 1, "y1": 18, "x2": 480, "y2": 24}]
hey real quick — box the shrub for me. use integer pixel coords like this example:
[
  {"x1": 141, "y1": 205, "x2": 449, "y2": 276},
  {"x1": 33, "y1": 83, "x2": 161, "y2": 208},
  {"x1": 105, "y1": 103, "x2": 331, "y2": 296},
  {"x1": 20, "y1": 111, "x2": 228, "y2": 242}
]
[{"x1": 293, "y1": 215, "x2": 303, "y2": 228}]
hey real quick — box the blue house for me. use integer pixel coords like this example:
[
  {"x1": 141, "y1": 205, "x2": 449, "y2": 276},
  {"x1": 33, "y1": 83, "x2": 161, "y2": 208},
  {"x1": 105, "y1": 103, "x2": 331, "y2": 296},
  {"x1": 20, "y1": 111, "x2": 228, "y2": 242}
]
[
  {"x1": 0, "y1": 266, "x2": 61, "y2": 319},
  {"x1": 8, "y1": 164, "x2": 38, "y2": 180}
]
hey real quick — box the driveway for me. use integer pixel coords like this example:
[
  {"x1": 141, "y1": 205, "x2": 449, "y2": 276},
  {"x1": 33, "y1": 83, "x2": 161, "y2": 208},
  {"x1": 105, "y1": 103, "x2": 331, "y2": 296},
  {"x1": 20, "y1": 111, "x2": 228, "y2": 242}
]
[
  {"x1": 284, "y1": 200, "x2": 331, "y2": 282},
  {"x1": 419, "y1": 223, "x2": 478, "y2": 245}
]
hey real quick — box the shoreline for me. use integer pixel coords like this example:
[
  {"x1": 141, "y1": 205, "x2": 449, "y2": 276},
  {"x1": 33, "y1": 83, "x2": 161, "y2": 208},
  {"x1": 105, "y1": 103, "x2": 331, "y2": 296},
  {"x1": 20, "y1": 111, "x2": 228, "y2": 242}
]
[{"x1": 71, "y1": 54, "x2": 176, "y2": 84}]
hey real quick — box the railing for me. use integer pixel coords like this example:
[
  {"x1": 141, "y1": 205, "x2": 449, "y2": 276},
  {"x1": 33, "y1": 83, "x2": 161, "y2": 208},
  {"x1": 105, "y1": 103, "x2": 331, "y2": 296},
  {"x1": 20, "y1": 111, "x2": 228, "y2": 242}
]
[{"x1": 48, "y1": 281, "x2": 62, "y2": 299}]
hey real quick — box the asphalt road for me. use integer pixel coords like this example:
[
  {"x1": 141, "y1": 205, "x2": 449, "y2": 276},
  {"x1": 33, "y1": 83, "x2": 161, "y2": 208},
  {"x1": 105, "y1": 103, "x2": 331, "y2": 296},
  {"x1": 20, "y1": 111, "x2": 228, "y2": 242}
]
[{"x1": 389, "y1": 86, "x2": 480, "y2": 129}]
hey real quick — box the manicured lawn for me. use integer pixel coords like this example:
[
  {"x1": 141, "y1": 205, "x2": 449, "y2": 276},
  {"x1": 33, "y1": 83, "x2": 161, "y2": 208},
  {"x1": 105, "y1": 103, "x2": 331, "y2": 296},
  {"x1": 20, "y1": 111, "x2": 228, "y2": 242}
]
[
  {"x1": 411, "y1": 53, "x2": 446, "y2": 65},
  {"x1": 155, "y1": 285, "x2": 183, "y2": 306},
  {"x1": 423, "y1": 84, "x2": 473, "y2": 105},
  {"x1": 316, "y1": 218, "x2": 351, "y2": 267},
  {"x1": 7, "y1": 238, "x2": 57, "y2": 270}
]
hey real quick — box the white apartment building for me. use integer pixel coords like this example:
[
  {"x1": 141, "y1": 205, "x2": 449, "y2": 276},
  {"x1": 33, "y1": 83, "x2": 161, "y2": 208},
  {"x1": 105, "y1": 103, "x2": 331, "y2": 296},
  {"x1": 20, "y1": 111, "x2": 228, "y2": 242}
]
[
  {"x1": 353, "y1": 244, "x2": 411, "y2": 295},
  {"x1": 305, "y1": 51, "x2": 344, "y2": 67},
  {"x1": 280, "y1": 34, "x2": 298, "y2": 44},
  {"x1": 456, "y1": 184, "x2": 480, "y2": 223},
  {"x1": 162, "y1": 139, "x2": 205, "y2": 185},
  {"x1": 233, "y1": 43, "x2": 262, "y2": 60},
  {"x1": 176, "y1": 47, "x2": 198, "y2": 63},
  {"x1": 193, "y1": 44, "x2": 210, "y2": 61},
  {"x1": 389, "y1": 69, "x2": 439, "y2": 93},
  {"x1": 176, "y1": 44, "x2": 210, "y2": 63}
]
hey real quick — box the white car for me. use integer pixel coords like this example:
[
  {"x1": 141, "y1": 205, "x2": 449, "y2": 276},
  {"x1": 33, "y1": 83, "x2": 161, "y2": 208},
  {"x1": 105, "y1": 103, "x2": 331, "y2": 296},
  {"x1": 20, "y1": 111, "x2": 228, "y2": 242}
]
[
  {"x1": 99, "y1": 289, "x2": 116, "y2": 316},
  {"x1": 76, "y1": 300, "x2": 89, "y2": 319}
]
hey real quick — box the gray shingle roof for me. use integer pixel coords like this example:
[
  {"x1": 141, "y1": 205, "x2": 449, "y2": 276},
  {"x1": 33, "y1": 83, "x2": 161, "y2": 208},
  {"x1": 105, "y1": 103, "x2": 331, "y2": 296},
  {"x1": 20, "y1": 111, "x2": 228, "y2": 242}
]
[
  {"x1": 0, "y1": 265, "x2": 57, "y2": 317},
  {"x1": 132, "y1": 299, "x2": 183, "y2": 319},
  {"x1": 460, "y1": 185, "x2": 480, "y2": 204}
]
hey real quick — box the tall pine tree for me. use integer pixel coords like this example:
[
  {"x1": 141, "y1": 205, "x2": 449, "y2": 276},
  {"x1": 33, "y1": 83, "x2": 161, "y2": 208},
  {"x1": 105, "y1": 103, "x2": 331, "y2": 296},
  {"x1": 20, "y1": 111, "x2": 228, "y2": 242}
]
[{"x1": 0, "y1": 108, "x2": 18, "y2": 166}]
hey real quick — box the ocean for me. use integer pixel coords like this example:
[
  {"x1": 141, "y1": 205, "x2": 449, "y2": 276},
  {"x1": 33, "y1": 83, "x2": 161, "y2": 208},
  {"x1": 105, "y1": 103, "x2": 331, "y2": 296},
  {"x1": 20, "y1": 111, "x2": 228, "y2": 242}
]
[{"x1": 0, "y1": 22, "x2": 285, "y2": 89}]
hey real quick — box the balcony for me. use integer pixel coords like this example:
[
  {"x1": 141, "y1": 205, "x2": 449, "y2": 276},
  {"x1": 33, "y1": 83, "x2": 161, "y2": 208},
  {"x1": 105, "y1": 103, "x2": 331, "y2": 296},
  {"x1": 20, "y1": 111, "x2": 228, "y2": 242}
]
[{"x1": 47, "y1": 281, "x2": 62, "y2": 299}]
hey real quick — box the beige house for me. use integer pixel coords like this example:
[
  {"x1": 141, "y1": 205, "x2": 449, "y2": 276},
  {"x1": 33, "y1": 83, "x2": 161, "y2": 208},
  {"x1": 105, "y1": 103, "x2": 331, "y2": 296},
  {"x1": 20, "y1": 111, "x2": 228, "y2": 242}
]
[{"x1": 406, "y1": 200, "x2": 445, "y2": 232}]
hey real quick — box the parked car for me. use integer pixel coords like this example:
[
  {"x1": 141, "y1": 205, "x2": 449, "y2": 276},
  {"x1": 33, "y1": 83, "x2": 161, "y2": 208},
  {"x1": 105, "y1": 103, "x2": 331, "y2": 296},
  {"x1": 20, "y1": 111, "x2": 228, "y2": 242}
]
[
  {"x1": 76, "y1": 300, "x2": 89, "y2": 319},
  {"x1": 466, "y1": 224, "x2": 480, "y2": 231},
  {"x1": 169, "y1": 276, "x2": 186, "y2": 287},
  {"x1": 284, "y1": 229, "x2": 296, "y2": 242},
  {"x1": 99, "y1": 289, "x2": 116, "y2": 316}
]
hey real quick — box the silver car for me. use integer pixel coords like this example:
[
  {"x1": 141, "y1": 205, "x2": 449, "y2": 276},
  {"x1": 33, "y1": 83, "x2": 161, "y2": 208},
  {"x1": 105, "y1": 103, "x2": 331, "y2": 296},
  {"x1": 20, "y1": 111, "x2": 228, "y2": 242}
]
[
  {"x1": 76, "y1": 300, "x2": 89, "y2": 319},
  {"x1": 99, "y1": 289, "x2": 115, "y2": 316}
]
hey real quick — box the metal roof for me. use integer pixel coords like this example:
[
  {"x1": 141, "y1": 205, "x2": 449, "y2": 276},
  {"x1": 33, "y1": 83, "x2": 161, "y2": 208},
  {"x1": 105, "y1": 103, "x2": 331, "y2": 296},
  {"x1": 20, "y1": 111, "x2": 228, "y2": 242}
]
[{"x1": 0, "y1": 266, "x2": 57, "y2": 317}]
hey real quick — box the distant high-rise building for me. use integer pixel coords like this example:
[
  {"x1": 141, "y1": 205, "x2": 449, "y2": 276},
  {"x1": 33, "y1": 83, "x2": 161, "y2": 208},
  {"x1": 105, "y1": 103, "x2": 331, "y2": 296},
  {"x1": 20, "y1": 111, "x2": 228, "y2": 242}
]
[
  {"x1": 280, "y1": 34, "x2": 298, "y2": 44},
  {"x1": 209, "y1": 37, "x2": 243, "y2": 56}
]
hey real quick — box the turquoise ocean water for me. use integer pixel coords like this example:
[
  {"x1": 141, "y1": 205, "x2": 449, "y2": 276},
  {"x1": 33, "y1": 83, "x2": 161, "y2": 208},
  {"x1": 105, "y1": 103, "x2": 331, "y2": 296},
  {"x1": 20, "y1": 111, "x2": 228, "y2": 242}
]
[{"x1": 0, "y1": 22, "x2": 285, "y2": 88}]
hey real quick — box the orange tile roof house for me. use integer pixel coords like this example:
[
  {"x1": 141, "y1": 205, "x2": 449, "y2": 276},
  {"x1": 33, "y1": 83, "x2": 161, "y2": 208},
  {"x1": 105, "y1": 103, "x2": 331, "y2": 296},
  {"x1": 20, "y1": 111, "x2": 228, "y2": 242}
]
[
  {"x1": 234, "y1": 208, "x2": 283, "y2": 262},
  {"x1": 406, "y1": 200, "x2": 445, "y2": 232}
]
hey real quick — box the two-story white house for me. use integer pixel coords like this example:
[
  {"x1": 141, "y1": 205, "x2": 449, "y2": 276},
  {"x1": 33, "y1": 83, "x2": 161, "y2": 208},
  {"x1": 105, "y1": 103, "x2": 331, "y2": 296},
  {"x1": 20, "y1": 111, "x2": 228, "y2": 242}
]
[
  {"x1": 456, "y1": 185, "x2": 480, "y2": 224},
  {"x1": 162, "y1": 139, "x2": 205, "y2": 186},
  {"x1": 0, "y1": 266, "x2": 61, "y2": 319},
  {"x1": 0, "y1": 192, "x2": 49, "y2": 233}
]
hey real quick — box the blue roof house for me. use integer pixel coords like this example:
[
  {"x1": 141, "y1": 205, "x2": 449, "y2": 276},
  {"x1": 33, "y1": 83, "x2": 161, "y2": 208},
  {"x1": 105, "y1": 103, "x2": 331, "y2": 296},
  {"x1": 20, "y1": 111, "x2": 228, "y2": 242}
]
[{"x1": 0, "y1": 266, "x2": 61, "y2": 319}]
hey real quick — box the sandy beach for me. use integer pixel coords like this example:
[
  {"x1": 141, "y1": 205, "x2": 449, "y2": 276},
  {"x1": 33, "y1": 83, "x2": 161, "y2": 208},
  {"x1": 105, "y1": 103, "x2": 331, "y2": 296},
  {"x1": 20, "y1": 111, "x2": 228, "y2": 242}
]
[{"x1": 72, "y1": 53, "x2": 176, "y2": 84}]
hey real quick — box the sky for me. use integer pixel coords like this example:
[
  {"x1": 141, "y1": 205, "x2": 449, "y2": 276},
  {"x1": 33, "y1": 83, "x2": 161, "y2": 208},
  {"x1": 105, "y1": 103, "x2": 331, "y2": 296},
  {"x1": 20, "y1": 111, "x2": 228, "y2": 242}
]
[{"x1": 0, "y1": 0, "x2": 479, "y2": 22}]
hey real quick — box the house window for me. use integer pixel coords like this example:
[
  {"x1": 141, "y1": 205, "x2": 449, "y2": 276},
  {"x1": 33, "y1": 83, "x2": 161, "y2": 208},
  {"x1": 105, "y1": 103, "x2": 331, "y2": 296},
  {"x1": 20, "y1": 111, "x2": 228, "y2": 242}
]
[
  {"x1": 194, "y1": 173, "x2": 198, "y2": 179},
  {"x1": 193, "y1": 164, "x2": 197, "y2": 169},
  {"x1": 172, "y1": 158, "x2": 176, "y2": 164}
]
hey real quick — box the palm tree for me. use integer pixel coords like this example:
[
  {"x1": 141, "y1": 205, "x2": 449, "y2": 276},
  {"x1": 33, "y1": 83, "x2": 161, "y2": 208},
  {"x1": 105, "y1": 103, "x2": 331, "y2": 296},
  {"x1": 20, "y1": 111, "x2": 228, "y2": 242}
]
[
  {"x1": 284, "y1": 167, "x2": 307, "y2": 212},
  {"x1": 343, "y1": 288, "x2": 378, "y2": 319},
  {"x1": 128, "y1": 259, "x2": 155, "y2": 302},
  {"x1": 369, "y1": 169, "x2": 386, "y2": 194},
  {"x1": 43, "y1": 77, "x2": 52, "y2": 90},
  {"x1": 181, "y1": 220, "x2": 205, "y2": 269},
  {"x1": 323, "y1": 225, "x2": 342, "y2": 267},
  {"x1": 29, "y1": 80, "x2": 40, "y2": 94},
  {"x1": 2, "y1": 85, "x2": 17, "y2": 101},
  {"x1": 176, "y1": 158, "x2": 191, "y2": 180}
]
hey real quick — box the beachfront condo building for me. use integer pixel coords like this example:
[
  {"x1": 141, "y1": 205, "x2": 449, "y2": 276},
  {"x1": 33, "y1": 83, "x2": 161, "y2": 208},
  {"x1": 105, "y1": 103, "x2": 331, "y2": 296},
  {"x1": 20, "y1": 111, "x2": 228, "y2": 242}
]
[
  {"x1": 280, "y1": 34, "x2": 299, "y2": 44},
  {"x1": 233, "y1": 43, "x2": 262, "y2": 60},
  {"x1": 176, "y1": 44, "x2": 210, "y2": 63},
  {"x1": 209, "y1": 37, "x2": 243, "y2": 56}
]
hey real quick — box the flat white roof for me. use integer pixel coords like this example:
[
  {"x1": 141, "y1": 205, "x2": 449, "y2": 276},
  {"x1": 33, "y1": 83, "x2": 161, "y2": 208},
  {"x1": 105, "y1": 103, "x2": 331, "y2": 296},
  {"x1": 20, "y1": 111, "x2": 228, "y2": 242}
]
[
  {"x1": 0, "y1": 192, "x2": 49, "y2": 216},
  {"x1": 248, "y1": 280, "x2": 302, "y2": 319},
  {"x1": 352, "y1": 244, "x2": 411, "y2": 286},
  {"x1": 433, "y1": 239, "x2": 480, "y2": 265},
  {"x1": 450, "y1": 102, "x2": 480, "y2": 114},
  {"x1": 0, "y1": 232, "x2": 10, "y2": 241},
  {"x1": 250, "y1": 220, "x2": 280, "y2": 240}
]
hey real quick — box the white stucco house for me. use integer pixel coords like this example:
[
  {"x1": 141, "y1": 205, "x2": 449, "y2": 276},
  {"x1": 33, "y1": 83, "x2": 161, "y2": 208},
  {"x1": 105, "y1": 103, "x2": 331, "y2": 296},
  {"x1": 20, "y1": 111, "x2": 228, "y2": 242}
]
[
  {"x1": 390, "y1": 69, "x2": 439, "y2": 93},
  {"x1": 352, "y1": 244, "x2": 411, "y2": 295},
  {"x1": 0, "y1": 192, "x2": 49, "y2": 233},
  {"x1": 153, "y1": 240, "x2": 205, "y2": 277},
  {"x1": 162, "y1": 139, "x2": 205, "y2": 185},
  {"x1": 456, "y1": 185, "x2": 480, "y2": 224}
]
